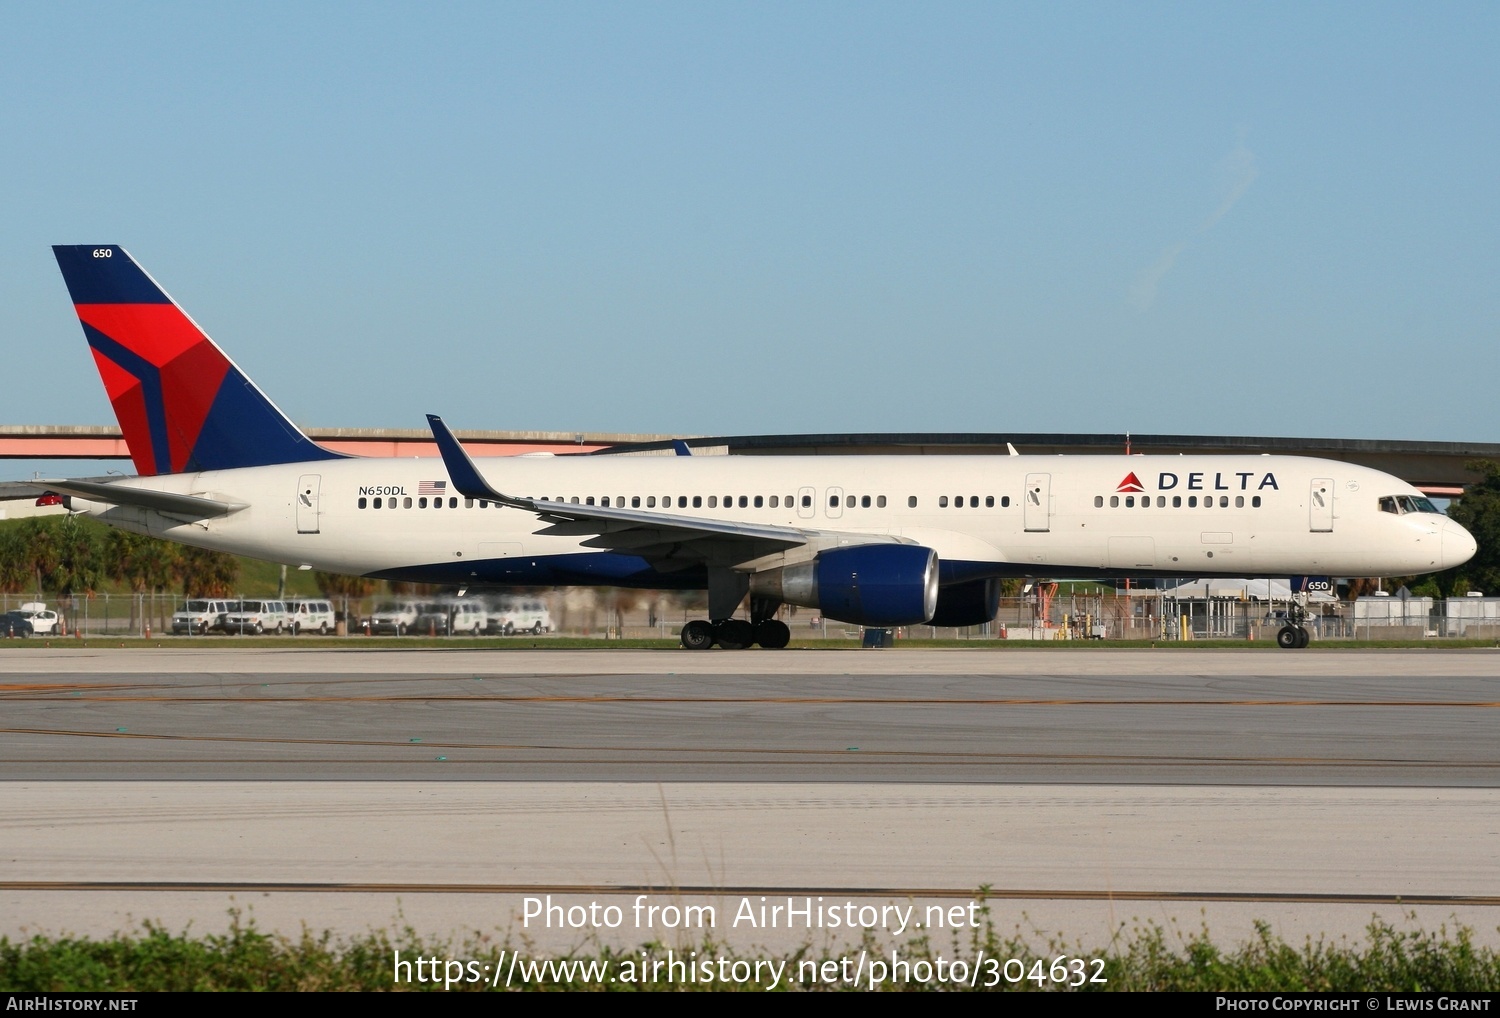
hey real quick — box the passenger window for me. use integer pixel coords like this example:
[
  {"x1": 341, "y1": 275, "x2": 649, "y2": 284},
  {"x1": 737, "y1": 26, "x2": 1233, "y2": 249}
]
[
  {"x1": 1172, "y1": 496, "x2": 1181, "y2": 508},
  {"x1": 970, "y1": 496, "x2": 978, "y2": 508},
  {"x1": 1094, "y1": 496, "x2": 1103, "y2": 508},
  {"x1": 860, "y1": 495, "x2": 870, "y2": 508},
  {"x1": 678, "y1": 496, "x2": 687, "y2": 508},
  {"x1": 754, "y1": 495, "x2": 763, "y2": 508},
  {"x1": 802, "y1": 495, "x2": 812, "y2": 508},
  {"x1": 1220, "y1": 496, "x2": 1229, "y2": 508},
  {"x1": 1252, "y1": 496, "x2": 1261, "y2": 508},
  {"x1": 846, "y1": 495, "x2": 855, "y2": 508},
  {"x1": 1235, "y1": 496, "x2": 1244, "y2": 508},
  {"x1": 403, "y1": 497, "x2": 412, "y2": 508},
  {"x1": 742, "y1": 496, "x2": 751, "y2": 508},
  {"x1": 632, "y1": 496, "x2": 640, "y2": 508},
  {"x1": 586, "y1": 496, "x2": 595, "y2": 505},
  {"x1": 647, "y1": 496, "x2": 656, "y2": 508},
  {"x1": 1001, "y1": 496, "x2": 1010, "y2": 508},
  {"x1": 939, "y1": 496, "x2": 949, "y2": 508},
  {"x1": 465, "y1": 498, "x2": 473, "y2": 508},
  {"x1": 372, "y1": 497, "x2": 382, "y2": 509},
  {"x1": 603, "y1": 496, "x2": 611, "y2": 507},
  {"x1": 829, "y1": 495, "x2": 839, "y2": 507},
  {"x1": 769, "y1": 495, "x2": 779, "y2": 508},
  {"x1": 1188, "y1": 496, "x2": 1197, "y2": 507},
  {"x1": 1110, "y1": 496, "x2": 1119, "y2": 508},
  {"x1": 708, "y1": 496, "x2": 717, "y2": 508},
  {"x1": 908, "y1": 496, "x2": 917, "y2": 508},
  {"x1": 419, "y1": 497, "x2": 428, "y2": 508},
  {"x1": 877, "y1": 495, "x2": 886, "y2": 508},
  {"x1": 1125, "y1": 496, "x2": 1134, "y2": 508},
  {"x1": 1157, "y1": 496, "x2": 1165, "y2": 508},
  {"x1": 986, "y1": 496, "x2": 994, "y2": 508},
  {"x1": 359, "y1": 497, "x2": 367, "y2": 509},
  {"x1": 450, "y1": 498, "x2": 457, "y2": 508},
  {"x1": 693, "y1": 496, "x2": 702, "y2": 508}
]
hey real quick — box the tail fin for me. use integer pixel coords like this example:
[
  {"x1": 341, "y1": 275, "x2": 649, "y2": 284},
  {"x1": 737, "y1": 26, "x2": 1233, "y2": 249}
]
[{"x1": 52, "y1": 245, "x2": 341, "y2": 476}]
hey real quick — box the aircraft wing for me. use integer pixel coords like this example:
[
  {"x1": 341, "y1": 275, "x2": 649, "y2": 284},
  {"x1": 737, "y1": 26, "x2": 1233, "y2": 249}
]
[{"x1": 427, "y1": 414, "x2": 821, "y2": 561}]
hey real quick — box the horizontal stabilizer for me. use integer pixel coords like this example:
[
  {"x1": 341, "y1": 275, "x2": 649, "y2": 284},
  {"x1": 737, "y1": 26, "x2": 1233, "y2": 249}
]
[{"x1": 38, "y1": 478, "x2": 244, "y2": 519}]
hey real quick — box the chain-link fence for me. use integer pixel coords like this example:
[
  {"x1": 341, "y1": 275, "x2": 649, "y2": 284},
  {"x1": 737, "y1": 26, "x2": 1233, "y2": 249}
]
[{"x1": 3, "y1": 589, "x2": 1497, "y2": 642}]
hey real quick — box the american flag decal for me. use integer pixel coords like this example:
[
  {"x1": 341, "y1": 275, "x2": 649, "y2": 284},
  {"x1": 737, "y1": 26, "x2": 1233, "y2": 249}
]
[{"x1": 418, "y1": 480, "x2": 447, "y2": 496}]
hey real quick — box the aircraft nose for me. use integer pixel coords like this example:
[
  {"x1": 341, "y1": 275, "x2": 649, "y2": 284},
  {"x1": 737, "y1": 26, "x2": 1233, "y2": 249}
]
[{"x1": 1442, "y1": 519, "x2": 1478, "y2": 570}]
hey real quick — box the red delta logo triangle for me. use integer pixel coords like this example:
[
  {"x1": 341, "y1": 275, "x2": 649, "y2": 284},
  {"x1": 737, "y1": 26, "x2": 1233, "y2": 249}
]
[{"x1": 1116, "y1": 472, "x2": 1145, "y2": 493}]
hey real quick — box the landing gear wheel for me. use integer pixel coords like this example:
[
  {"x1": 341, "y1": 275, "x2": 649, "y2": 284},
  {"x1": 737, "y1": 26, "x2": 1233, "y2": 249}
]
[
  {"x1": 753, "y1": 619, "x2": 791, "y2": 649},
  {"x1": 1295, "y1": 626, "x2": 1310, "y2": 648},
  {"x1": 715, "y1": 619, "x2": 755, "y2": 650},
  {"x1": 680, "y1": 620, "x2": 715, "y2": 650},
  {"x1": 1276, "y1": 626, "x2": 1299, "y2": 649}
]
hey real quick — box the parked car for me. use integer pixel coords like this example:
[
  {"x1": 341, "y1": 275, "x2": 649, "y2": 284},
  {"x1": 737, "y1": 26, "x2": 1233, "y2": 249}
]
[
  {"x1": 172, "y1": 599, "x2": 235, "y2": 635},
  {"x1": 9, "y1": 602, "x2": 60, "y2": 635},
  {"x1": 2, "y1": 612, "x2": 36, "y2": 638},
  {"x1": 366, "y1": 600, "x2": 421, "y2": 636},
  {"x1": 489, "y1": 598, "x2": 552, "y2": 636},
  {"x1": 287, "y1": 598, "x2": 336, "y2": 635},
  {"x1": 223, "y1": 600, "x2": 292, "y2": 635}
]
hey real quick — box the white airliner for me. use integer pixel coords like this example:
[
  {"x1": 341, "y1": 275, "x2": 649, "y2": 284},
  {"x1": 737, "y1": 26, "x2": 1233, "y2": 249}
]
[{"x1": 8, "y1": 245, "x2": 1476, "y2": 650}]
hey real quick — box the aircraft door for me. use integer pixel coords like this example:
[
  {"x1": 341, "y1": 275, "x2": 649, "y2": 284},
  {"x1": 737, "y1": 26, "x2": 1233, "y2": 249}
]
[
  {"x1": 1023, "y1": 473, "x2": 1051, "y2": 532},
  {"x1": 296, "y1": 474, "x2": 321, "y2": 534},
  {"x1": 825, "y1": 486, "x2": 844, "y2": 519},
  {"x1": 1310, "y1": 478, "x2": 1334, "y2": 532},
  {"x1": 797, "y1": 486, "x2": 815, "y2": 520}
]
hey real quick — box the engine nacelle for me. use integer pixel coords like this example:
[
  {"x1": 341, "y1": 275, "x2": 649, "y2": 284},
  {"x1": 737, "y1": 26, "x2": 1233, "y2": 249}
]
[
  {"x1": 749, "y1": 545, "x2": 939, "y2": 626},
  {"x1": 928, "y1": 578, "x2": 1001, "y2": 628}
]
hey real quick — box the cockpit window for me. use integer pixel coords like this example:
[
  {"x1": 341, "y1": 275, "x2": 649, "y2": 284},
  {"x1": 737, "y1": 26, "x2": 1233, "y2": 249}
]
[{"x1": 1380, "y1": 494, "x2": 1443, "y2": 516}]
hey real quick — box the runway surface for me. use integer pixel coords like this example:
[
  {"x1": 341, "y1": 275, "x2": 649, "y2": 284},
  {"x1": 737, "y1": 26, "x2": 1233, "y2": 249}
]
[
  {"x1": 2, "y1": 646, "x2": 1499, "y2": 783},
  {"x1": 1, "y1": 646, "x2": 1497, "y2": 951}
]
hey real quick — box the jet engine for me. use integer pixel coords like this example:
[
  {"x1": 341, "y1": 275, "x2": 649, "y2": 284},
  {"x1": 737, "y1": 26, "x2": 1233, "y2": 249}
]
[
  {"x1": 927, "y1": 578, "x2": 1001, "y2": 628},
  {"x1": 749, "y1": 545, "x2": 939, "y2": 626}
]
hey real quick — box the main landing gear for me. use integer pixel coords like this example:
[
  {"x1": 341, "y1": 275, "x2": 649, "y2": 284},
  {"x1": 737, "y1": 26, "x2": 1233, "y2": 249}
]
[
  {"x1": 1276, "y1": 600, "x2": 1311, "y2": 649},
  {"x1": 680, "y1": 593, "x2": 791, "y2": 650},
  {"x1": 679, "y1": 617, "x2": 791, "y2": 650}
]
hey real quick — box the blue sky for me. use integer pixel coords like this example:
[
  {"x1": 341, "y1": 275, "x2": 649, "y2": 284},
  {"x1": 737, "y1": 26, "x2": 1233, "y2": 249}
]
[{"x1": 1, "y1": 2, "x2": 1496, "y2": 456}]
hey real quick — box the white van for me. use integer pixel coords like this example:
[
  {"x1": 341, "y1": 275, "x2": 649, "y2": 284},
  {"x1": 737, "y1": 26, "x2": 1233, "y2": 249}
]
[
  {"x1": 489, "y1": 598, "x2": 552, "y2": 636},
  {"x1": 224, "y1": 600, "x2": 292, "y2": 635},
  {"x1": 172, "y1": 599, "x2": 234, "y2": 635},
  {"x1": 451, "y1": 601, "x2": 488, "y2": 635},
  {"x1": 366, "y1": 600, "x2": 422, "y2": 636},
  {"x1": 288, "y1": 598, "x2": 336, "y2": 635}
]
